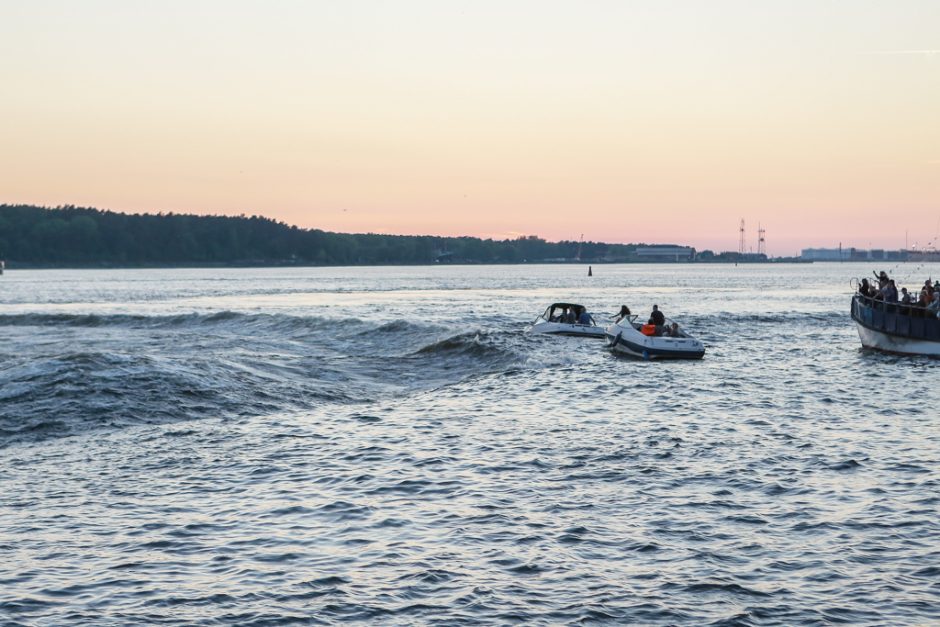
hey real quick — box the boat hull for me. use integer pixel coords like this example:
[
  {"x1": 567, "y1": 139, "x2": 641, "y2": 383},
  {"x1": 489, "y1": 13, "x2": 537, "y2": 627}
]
[
  {"x1": 854, "y1": 321, "x2": 940, "y2": 356},
  {"x1": 851, "y1": 294, "x2": 940, "y2": 356},
  {"x1": 527, "y1": 321, "x2": 606, "y2": 339}
]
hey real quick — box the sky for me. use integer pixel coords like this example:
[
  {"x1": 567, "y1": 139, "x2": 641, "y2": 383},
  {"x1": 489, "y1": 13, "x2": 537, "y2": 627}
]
[{"x1": 1, "y1": 1, "x2": 938, "y2": 256}]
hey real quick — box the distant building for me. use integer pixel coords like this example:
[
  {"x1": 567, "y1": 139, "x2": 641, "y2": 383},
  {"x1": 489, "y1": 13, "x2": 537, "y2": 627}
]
[
  {"x1": 801, "y1": 248, "x2": 908, "y2": 261},
  {"x1": 801, "y1": 248, "x2": 851, "y2": 261},
  {"x1": 635, "y1": 246, "x2": 695, "y2": 262},
  {"x1": 908, "y1": 250, "x2": 940, "y2": 262},
  {"x1": 885, "y1": 249, "x2": 908, "y2": 261}
]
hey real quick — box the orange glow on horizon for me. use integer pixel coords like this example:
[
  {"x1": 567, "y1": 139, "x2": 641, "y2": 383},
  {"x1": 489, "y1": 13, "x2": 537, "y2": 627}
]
[{"x1": 1, "y1": 2, "x2": 938, "y2": 257}]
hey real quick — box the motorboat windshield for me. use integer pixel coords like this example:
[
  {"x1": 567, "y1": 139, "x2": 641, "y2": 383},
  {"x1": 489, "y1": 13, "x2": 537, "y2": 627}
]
[
  {"x1": 540, "y1": 302, "x2": 592, "y2": 325},
  {"x1": 528, "y1": 302, "x2": 606, "y2": 338}
]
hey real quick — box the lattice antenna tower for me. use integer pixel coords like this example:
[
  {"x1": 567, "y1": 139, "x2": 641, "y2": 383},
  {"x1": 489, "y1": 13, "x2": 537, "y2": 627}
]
[
  {"x1": 738, "y1": 219, "x2": 746, "y2": 254},
  {"x1": 757, "y1": 224, "x2": 766, "y2": 256}
]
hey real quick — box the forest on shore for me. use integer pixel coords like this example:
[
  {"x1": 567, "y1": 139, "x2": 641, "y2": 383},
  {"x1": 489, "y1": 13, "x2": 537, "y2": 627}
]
[{"x1": 0, "y1": 204, "x2": 729, "y2": 267}]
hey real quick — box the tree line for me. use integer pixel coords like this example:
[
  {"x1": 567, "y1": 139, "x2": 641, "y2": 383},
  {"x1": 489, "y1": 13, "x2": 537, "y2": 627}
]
[{"x1": 0, "y1": 204, "x2": 700, "y2": 267}]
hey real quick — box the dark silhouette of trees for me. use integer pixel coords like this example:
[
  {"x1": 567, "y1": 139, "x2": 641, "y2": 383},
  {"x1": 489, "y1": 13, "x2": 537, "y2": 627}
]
[{"x1": 0, "y1": 204, "x2": 677, "y2": 267}]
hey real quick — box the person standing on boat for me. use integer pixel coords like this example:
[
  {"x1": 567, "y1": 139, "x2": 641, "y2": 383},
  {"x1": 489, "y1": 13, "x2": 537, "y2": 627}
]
[
  {"x1": 648, "y1": 304, "x2": 666, "y2": 335},
  {"x1": 883, "y1": 280, "x2": 899, "y2": 303},
  {"x1": 874, "y1": 271, "x2": 889, "y2": 291},
  {"x1": 901, "y1": 287, "x2": 912, "y2": 304},
  {"x1": 615, "y1": 305, "x2": 631, "y2": 323}
]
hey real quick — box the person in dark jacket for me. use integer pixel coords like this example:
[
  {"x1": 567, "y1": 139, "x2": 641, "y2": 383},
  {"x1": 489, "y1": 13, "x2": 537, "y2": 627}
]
[{"x1": 648, "y1": 305, "x2": 665, "y2": 325}]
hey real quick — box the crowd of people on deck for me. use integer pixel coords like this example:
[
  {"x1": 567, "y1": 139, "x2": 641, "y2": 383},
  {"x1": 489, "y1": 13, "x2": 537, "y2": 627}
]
[{"x1": 858, "y1": 271, "x2": 940, "y2": 312}]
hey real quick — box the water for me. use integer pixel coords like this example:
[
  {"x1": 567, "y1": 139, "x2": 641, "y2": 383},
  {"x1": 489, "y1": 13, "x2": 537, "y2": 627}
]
[{"x1": 1, "y1": 264, "x2": 939, "y2": 625}]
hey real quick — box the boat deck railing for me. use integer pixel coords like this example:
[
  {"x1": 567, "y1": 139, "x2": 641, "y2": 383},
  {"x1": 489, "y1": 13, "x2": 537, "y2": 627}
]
[
  {"x1": 854, "y1": 291, "x2": 939, "y2": 319},
  {"x1": 853, "y1": 292, "x2": 940, "y2": 341}
]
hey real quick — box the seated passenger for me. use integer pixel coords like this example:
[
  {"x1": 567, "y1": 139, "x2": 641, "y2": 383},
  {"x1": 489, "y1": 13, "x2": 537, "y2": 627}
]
[
  {"x1": 577, "y1": 309, "x2": 592, "y2": 325},
  {"x1": 564, "y1": 308, "x2": 576, "y2": 324},
  {"x1": 668, "y1": 322, "x2": 680, "y2": 337},
  {"x1": 929, "y1": 293, "x2": 940, "y2": 312},
  {"x1": 859, "y1": 278, "x2": 872, "y2": 297}
]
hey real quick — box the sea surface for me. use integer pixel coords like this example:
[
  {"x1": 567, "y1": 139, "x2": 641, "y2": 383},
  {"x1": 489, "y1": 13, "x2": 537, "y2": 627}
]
[{"x1": 1, "y1": 263, "x2": 939, "y2": 626}]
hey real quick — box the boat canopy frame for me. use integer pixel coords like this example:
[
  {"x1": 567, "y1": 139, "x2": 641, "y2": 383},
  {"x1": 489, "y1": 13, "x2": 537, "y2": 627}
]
[{"x1": 542, "y1": 303, "x2": 586, "y2": 319}]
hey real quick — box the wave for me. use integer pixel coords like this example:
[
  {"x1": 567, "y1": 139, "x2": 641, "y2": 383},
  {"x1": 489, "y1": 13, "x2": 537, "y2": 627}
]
[
  {"x1": 416, "y1": 331, "x2": 515, "y2": 359},
  {"x1": 0, "y1": 314, "x2": 534, "y2": 447},
  {"x1": 409, "y1": 331, "x2": 526, "y2": 372},
  {"x1": 0, "y1": 348, "x2": 360, "y2": 444},
  {"x1": 0, "y1": 311, "x2": 348, "y2": 332},
  {"x1": 0, "y1": 308, "x2": 848, "y2": 334},
  {"x1": 724, "y1": 311, "x2": 847, "y2": 324},
  {"x1": 692, "y1": 312, "x2": 846, "y2": 325}
]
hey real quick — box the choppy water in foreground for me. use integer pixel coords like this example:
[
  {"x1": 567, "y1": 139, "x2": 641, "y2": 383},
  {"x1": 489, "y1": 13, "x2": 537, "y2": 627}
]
[{"x1": 2, "y1": 264, "x2": 939, "y2": 625}]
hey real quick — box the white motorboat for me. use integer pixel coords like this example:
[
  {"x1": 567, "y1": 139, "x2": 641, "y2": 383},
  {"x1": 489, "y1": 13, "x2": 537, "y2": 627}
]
[
  {"x1": 605, "y1": 315, "x2": 705, "y2": 360},
  {"x1": 527, "y1": 303, "x2": 606, "y2": 339}
]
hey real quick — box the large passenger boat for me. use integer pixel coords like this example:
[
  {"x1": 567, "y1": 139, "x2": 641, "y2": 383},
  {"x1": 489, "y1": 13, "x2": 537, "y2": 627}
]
[{"x1": 851, "y1": 292, "x2": 940, "y2": 356}]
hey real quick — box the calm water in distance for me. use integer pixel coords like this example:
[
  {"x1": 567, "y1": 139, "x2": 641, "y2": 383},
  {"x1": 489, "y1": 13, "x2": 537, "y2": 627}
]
[{"x1": 1, "y1": 263, "x2": 939, "y2": 625}]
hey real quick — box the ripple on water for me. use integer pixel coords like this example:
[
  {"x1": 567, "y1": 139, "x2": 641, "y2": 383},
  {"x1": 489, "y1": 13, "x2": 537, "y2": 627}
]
[{"x1": 3, "y1": 265, "x2": 940, "y2": 625}]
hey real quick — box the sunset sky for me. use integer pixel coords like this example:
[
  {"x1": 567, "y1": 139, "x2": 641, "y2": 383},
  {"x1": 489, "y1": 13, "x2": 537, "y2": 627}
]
[{"x1": 2, "y1": 1, "x2": 938, "y2": 256}]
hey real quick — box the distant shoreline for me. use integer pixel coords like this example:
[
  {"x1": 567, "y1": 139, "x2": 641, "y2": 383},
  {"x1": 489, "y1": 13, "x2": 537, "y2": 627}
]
[
  {"x1": 0, "y1": 204, "x2": 773, "y2": 268},
  {"x1": 2, "y1": 259, "x2": 822, "y2": 270}
]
